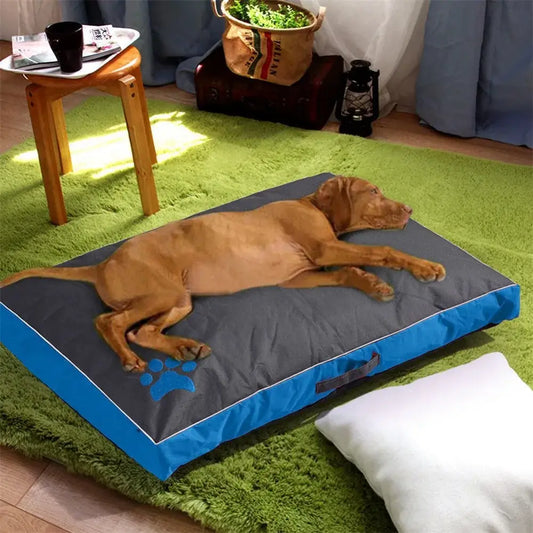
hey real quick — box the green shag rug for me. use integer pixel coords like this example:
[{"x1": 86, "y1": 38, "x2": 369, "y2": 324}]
[{"x1": 1, "y1": 96, "x2": 532, "y2": 533}]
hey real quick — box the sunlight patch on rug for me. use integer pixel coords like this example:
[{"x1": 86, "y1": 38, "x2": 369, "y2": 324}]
[
  {"x1": 151, "y1": 111, "x2": 208, "y2": 165},
  {"x1": 12, "y1": 109, "x2": 208, "y2": 180}
]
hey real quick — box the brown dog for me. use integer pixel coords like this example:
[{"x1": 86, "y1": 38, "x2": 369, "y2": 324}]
[{"x1": 1, "y1": 176, "x2": 445, "y2": 371}]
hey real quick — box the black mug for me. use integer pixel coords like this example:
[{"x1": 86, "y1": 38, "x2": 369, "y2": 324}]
[{"x1": 45, "y1": 21, "x2": 83, "y2": 73}]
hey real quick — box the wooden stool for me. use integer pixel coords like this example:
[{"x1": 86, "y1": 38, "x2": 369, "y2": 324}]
[{"x1": 25, "y1": 46, "x2": 159, "y2": 225}]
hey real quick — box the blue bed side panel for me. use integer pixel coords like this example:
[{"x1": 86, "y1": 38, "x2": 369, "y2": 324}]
[
  {"x1": 0, "y1": 284, "x2": 520, "y2": 480},
  {"x1": 0, "y1": 304, "x2": 169, "y2": 477}
]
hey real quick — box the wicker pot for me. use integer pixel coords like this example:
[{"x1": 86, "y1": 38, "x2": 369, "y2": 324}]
[{"x1": 211, "y1": 0, "x2": 326, "y2": 86}]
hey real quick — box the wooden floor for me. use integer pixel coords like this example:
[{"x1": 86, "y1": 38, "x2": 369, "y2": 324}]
[{"x1": 0, "y1": 41, "x2": 531, "y2": 533}]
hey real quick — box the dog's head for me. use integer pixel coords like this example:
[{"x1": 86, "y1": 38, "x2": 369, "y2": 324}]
[{"x1": 311, "y1": 176, "x2": 412, "y2": 234}]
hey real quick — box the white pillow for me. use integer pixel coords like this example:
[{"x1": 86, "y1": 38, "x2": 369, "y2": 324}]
[{"x1": 315, "y1": 352, "x2": 533, "y2": 533}]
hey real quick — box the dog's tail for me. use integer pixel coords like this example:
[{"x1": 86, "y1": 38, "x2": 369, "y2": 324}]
[{"x1": 0, "y1": 265, "x2": 98, "y2": 288}]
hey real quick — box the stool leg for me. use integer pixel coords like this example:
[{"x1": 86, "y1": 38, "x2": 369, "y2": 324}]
[
  {"x1": 26, "y1": 84, "x2": 68, "y2": 225},
  {"x1": 51, "y1": 98, "x2": 73, "y2": 175},
  {"x1": 133, "y1": 66, "x2": 157, "y2": 165},
  {"x1": 118, "y1": 74, "x2": 159, "y2": 216}
]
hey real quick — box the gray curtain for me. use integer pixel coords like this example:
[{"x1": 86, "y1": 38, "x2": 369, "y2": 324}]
[
  {"x1": 416, "y1": 0, "x2": 532, "y2": 147},
  {"x1": 61, "y1": 0, "x2": 225, "y2": 91}
]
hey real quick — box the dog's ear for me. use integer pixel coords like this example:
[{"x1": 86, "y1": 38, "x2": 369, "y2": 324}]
[{"x1": 313, "y1": 176, "x2": 352, "y2": 233}]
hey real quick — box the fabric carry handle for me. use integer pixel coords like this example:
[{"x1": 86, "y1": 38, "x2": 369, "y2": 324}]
[
  {"x1": 313, "y1": 7, "x2": 326, "y2": 32},
  {"x1": 315, "y1": 352, "x2": 380, "y2": 394},
  {"x1": 211, "y1": 0, "x2": 223, "y2": 18}
]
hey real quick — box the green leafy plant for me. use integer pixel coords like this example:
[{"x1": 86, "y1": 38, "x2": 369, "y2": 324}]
[{"x1": 228, "y1": 0, "x2": 309, "y2": 29}]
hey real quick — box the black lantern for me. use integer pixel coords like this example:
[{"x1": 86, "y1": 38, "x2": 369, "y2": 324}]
[{"x1": 336, "y1": 60, "x2": 380, "y2": 137}]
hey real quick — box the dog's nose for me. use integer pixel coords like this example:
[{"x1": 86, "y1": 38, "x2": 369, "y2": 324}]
[{"x1": 403, "y1": 205, "x2": 413, "y2": 215}]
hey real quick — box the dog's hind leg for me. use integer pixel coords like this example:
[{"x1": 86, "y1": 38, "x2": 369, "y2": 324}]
[
  {"x1": 280, "y1": 267, "x2": 395, "y2": 301},
  {"x1": 127, "y1": 298, "x2": 212, "y2": 361},
  {"x1": 95, "y1": 295, "x2": 181, "y2": 372}
]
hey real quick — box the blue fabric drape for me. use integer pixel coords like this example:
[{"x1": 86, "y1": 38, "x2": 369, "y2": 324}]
[
  {"x1": 416, "y1": 0, "x2": 533, "y2": 147},
  {"x1": 60, "y1": 0, "x2": 225, "y2": 91}
]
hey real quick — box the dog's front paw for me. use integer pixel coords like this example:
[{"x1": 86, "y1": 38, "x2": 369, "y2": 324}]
[{"x1": 411, "y1": 261, "x2": 446, "y2": 283}]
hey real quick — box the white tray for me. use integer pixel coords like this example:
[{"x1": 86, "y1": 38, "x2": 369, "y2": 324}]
[{"x1": 0, "y1": 27, "x2": 140, "y2": 79}]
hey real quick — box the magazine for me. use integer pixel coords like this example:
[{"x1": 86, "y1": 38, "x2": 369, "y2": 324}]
[{"x1": 11, "y1": 25, "x2": 122, "y2": 71}]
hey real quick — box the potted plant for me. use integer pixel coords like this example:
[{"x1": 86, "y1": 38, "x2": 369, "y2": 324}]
[
  {"x1": 211, "y1": 0, "x2": 326, "y2": 85},
  {"x1": 227, "y1": 0, "x2": 311, "y2": 29}
]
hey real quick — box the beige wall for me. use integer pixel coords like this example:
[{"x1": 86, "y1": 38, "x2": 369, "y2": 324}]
[{"x1": 0, "y1": 0, "x2": 61, "y2": 40}]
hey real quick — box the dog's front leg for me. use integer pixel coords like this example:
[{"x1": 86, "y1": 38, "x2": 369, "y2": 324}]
[
  {"x1": 280, "y1": 267, "x2": 395, "y2": 301},
  {"x1": 314, "y1": 242, "x2": 446, "y2": 282}
]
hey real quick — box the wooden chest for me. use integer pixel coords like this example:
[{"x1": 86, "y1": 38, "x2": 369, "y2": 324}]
[{"x1": 195, "y1": 47, "x2": 344, "y2": 130}]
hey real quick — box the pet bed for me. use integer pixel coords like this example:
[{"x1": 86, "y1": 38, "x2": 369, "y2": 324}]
[{"x1": 0, "y1": 173, "x2": 520, "y2": 480}]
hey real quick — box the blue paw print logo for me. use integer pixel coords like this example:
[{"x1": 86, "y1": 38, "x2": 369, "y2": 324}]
[{"x1": 140, "y1": 357, "x2": 197, "y2": 401}]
